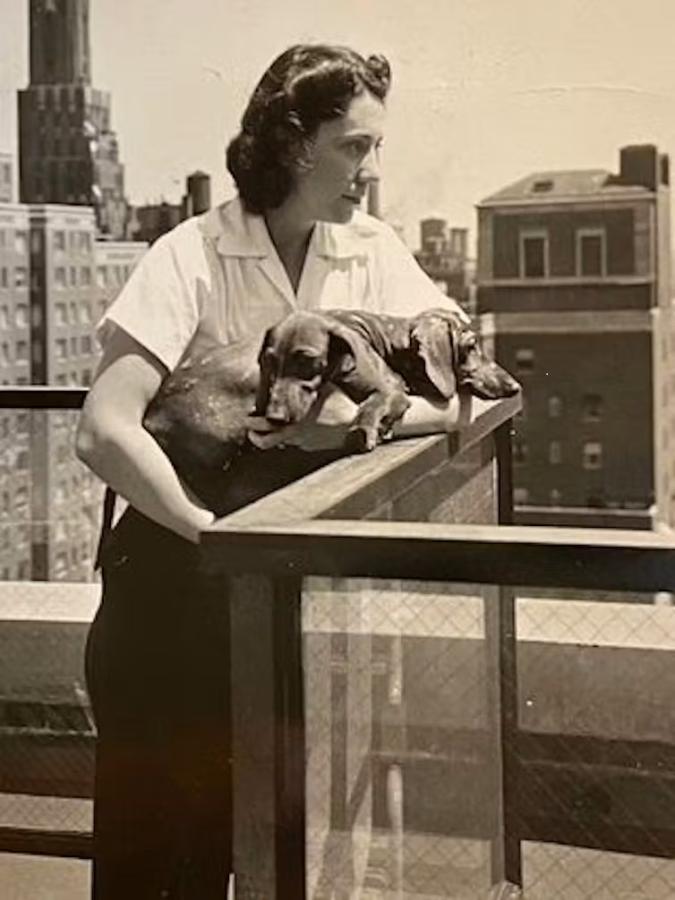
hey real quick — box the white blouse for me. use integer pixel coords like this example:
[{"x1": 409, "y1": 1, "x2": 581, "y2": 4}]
[{"x1": 97, "y1": 195, "x2": 464, "y2": 370}]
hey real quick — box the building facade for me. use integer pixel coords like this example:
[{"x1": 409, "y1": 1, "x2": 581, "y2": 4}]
[
  {"x1": 477, "y1": 144, "x2": 673, "y2": 529},
  {"x1": 18, "y1": 0, "x2": 128, "y2": 239},
  {"x1": 415, "y1": 218, "x2": 471, "y2": 312},
  {"x1": 0, "y1": 201, "x2": 146, "y2": 580}
]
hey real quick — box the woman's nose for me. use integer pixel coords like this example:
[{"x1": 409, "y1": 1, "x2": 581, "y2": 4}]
[{"x1": 357, "y1": 145, "x2": 381, "y2": 182}]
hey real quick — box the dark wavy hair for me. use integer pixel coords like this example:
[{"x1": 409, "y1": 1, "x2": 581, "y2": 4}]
[{"x1": 226, "y1": 44, "x2": 391, "y2": 214}]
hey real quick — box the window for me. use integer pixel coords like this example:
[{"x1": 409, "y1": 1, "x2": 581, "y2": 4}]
[
  {"x1": 0, "y1": 307, "x2": 7, "y2": 329},
  {"x1": 53, "y1": 231, "x2": 66, "y2": 252},
  {"x1": 14, "y1": 231, "x2": 28, "y2": 256},
  {"x1": 54, "y1": 267, "x2": 66, "y2": 289},
  {"x1": 513, "y1": 487, "x2": 530, "y2": 504},
  {"x1": 519, "y1": 231, "x2": 548, "y2": 278},
  {"x1": 513, "y1": 439, "x2": 528, "y2": 465},
  {"x1": 55, "y1": 303, "x2": 67, "y2": 325},
  {"x1": 548, "y1": 395, "x2": 563, "y2": 418},
  {"x1": 81, "y1": 335, "x2": 92, "y2": 354},
  {"x1": 70, "y1": 336, "x2": 78, "y2": 356},
  {"x1": 515, "y1": 348, "x2": 534, "y2": 374},
  {"x1": 0, "y1": 268, "x2": 7, "y2": 289},
  {"x1": 583, "y1": 441, "x2": 603, "y2": 470},
  {"x1": 15, "y1": 305, "x2": 28, "y2": 327},
  {"x1": 69, "y1": 266, "x2": 78, "y2": 287},
  {"x1": 577, "y1": 229, "x2": 606, "y2": 277},
  {"x1": 15, "y1": 341, "x2": 28, "y2": 361},
  {"x1": 582, "y1": 393, "x2": 603, "y2": 422},
  {"x1": 55, "y1": 338, "x2": 68, "y2": 359},
  {"x1": 14, "y1": 268, "x2": 28, "y2": 288},
  {"x1": 0, "y1": 343, "x2": 10, "y2": 365},
  {"x1": 549, "y1": 441, "x2": 562, "y2": 464},
  {"x1": 81, "y1": 302, "x2": 92, "y2": 323},
  {"x1": 70, "y1": 302, "x2": 79, "y2": 324},
  {"x1": 96, "y1": 266, "x2": 108, "y2": 288},
  {"x1": 81, "y1": 266, "x2": 92, "y2": 286}
]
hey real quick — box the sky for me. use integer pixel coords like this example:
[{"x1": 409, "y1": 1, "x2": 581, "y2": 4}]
[{"x1": 3, "y1": 0, "x2": 675, "y2": 248}]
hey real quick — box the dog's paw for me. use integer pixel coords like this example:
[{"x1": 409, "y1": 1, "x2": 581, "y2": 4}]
[{"x1": 345, "y1": 426, "x2": 378, "y2": 454}]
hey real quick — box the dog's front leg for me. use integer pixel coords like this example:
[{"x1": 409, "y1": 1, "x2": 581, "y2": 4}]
[{"x1": 345, "y1": 389, "x2": 411, "y2": 452}]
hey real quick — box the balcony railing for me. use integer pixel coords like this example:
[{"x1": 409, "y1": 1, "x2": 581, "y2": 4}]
[{"x1": 2, "y1": 388, "x2": 675, "y2": 899}]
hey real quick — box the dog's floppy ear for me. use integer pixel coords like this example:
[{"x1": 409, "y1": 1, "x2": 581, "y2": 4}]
[
  {"x1": 326, "y1": 321, "x2": 358, "y2": 381},
  {"x1": 253, "y1": 326, "x2": 276, "y2": 414},
  {"x1": 411, "y1": 315, "x2": 457, "y2": 399}
]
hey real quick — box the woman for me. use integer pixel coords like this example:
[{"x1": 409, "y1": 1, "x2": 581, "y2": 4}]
[{"x1": 77, "y1": 44, "x2": 467, "y2": 899}]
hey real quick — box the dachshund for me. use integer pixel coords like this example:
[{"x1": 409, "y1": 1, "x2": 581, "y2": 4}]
[
  {"x1": 255, "y1": 307, "x2": 520, "y2": 451},
  {"x1": 143, "y1": 307, "x2": 519, "y2": 512}
]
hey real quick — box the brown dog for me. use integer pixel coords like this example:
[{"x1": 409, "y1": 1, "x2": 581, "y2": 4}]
[
  {"x1": 255, "y1": 307, "x2": 520, "y2": 451},
  {"x1": 144, "y1": 307, "x2": 519, "y2": 511}
]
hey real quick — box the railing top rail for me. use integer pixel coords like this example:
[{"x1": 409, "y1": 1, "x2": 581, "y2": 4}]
[
  {"x1": 0, "y1": 387, "x2": 87, "y2": 409},
  {"x1": 201, "y1": 519, "x2": 675, "y2": 594},
  {"x1": 222, "y1": 395, "x2": 519, "y2": 526}
]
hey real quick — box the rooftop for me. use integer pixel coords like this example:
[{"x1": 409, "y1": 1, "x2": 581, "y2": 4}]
[{"x1": 480, "y1": 168, "x2": 651, "y2": 205}]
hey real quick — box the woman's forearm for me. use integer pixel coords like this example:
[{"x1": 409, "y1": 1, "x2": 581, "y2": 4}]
[
  {"x1": 77, "y1": 421, "x2": 214, "y2": 543},
  {"x1": 393, "y1": 393, "x2": 496, "y2": 437}
]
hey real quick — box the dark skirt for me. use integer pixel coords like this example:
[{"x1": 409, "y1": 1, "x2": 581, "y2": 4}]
[{"x1": 85, "y1": 506, "x2": 231, "y2": 899}]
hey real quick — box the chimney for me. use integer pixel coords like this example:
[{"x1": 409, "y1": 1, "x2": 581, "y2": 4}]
[
  {"x1": 619, "y1": 145, "x2": 661, "y2": 191},
  {"x1": 186, "y1": 171, "x2": 211, "y2": 215}
]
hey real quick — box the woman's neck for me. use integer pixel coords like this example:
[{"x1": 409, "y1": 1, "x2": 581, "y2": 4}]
[{"x1": 264, "y1": 202, "x2": 316, "y2": 294}]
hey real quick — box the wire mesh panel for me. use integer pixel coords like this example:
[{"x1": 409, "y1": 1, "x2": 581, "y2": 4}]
[
  {"x1": 0, "y1": 409, "x2": 103, "y2": 585},
  {"x1": 0, "y1": 581, "x2": 96, "y2": 839},
  {"x1": 303, "y1": 575, "x2": 504, "y2": 900},
  {"x1": 515, "y1": 590, "x2": 675, "y2": 898}
]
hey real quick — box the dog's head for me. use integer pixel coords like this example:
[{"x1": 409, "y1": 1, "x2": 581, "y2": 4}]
[
  {"x1": 255, "y1": 312, "x2": 357, "y2": 425},
  {"x1": 410, "y1": 308, "x2": 521, "y2": 401}
]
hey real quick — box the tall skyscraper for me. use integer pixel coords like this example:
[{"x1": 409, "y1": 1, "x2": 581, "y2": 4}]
[{"x1": 18, "y1": 0, "x2": 128, "y2": 239}]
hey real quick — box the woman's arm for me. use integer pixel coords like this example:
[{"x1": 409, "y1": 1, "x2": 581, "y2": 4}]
[
  {"x1": 247, "y1": 388, "x2": 490, "y2": 451},
  {"x1": 76, "y1": 326, "x2": 215, "y2": 543}
]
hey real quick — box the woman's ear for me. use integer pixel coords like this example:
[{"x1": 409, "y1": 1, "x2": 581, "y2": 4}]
[{"x1": 410, "y1": 317, "x2": 457, "y2": 399}]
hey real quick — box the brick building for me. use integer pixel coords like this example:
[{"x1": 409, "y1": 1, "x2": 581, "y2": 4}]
[{"x1": 476, "y1": 144, "x2": 673, "y2": 528}]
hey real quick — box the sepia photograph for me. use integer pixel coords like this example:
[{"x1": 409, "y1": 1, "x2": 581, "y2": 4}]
[{"x1": 2, "y1": 1, "x2": 675, "y2": 898}]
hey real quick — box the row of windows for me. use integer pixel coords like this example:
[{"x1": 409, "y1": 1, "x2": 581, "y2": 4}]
[
  {"x1": 52, "y1": 230, "x2": 93, "y2": 253},
  {"x1": 0, "y1": 230, "x2": 28, "y2": 255},
  {"x1": 0, "y1": 305, "x2": 29, "y2": 329},
  {"x1": 0, "y1": 341, "x2": 29, "y2": 364},
  {"x1": 54, "y1": 301, "x2": 94, "y2": 325},
  {"x1": 516, "y1": 392, "x2": 604, "y2": 422},
  {"x1": 55, "y1": 336, "x2": 93, "y2": 359},
  {"x1": 54, "y1": 370, "x2": 93, "y2": 386},
  {"x1": 519, "y1": 228, "x2": 606, "y2": 279},
  {"x1": 53, "y1": 266, "x2": 93, "y2": 289},
  {"x1": 514, "y1": 439, "x2": 603, "y2": 469}
]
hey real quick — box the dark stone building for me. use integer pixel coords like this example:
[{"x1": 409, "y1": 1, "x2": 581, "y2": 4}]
[
  {"x1": 476, "y1": 145, "x2": 673, "y2": 528},
  {"x1": 18, "y1": 0, "x2": 128, "y2": 239}
]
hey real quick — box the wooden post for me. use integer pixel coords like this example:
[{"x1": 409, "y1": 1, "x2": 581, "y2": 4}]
[
  {"x1": 492, "y1": 419, "x2": 522, "y2": 890},
  {"x1": 225, "y1": 573, "x2": 306, "y2": 899}
]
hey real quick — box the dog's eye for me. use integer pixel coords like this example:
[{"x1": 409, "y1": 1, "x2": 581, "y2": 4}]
[{"x1": 292, "y1": 354, "x2": 323, "y2": 380}]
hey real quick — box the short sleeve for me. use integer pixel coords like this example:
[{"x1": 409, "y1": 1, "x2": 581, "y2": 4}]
[
  {"x1": 96, "y1": 226, "x2": 201, "y2": 371},
  {"x1": 377, "y1": 223, "x2": 467, "y2": 320}
]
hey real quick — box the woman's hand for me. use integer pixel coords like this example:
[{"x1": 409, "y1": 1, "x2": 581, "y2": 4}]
[{"x1": 246, "y1": 386, "x2": 359, "y2": 451}]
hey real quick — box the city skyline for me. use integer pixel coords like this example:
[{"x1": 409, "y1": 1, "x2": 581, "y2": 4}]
[{"x1": 2, "y1": 0, "x2": 675, "y2": 246}]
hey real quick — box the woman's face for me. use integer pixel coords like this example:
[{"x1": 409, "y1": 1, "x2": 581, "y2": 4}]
[{"x1": 289, "y1": 90, "x2": 386, "y2": 224}]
